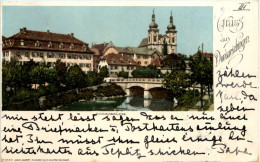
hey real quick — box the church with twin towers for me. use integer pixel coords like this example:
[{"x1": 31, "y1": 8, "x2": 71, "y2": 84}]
[{"x1": 139, "y1": 10, "x2": 177, "y2": 54}]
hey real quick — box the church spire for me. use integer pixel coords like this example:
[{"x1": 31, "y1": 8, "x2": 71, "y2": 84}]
[
  {"x1": 167, "y1": 10, "x2": 176, "y2": 31},
  {"x1": 149, "y1": 9, "x2": 158, "y2": 29},
  {"x1": 170, "y1": 10, "x2": 173, "y2": 23}
]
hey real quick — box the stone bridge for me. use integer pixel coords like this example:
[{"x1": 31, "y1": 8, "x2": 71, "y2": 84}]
[{"x1": 109, "y1": 78, "x2": 165, "y2": 99}]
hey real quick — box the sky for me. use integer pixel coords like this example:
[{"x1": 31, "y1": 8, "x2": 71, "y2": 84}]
[{"x1": 2, "y1": 6, "x2": 212, "y2": 55}]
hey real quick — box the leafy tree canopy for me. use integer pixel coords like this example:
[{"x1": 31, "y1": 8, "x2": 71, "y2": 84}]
[
  {"x1": 131, "y1": 65, "x2": 162, "y2": 78},
  {"x1": 66, "y1": 65, "x2": 87, "y2": 89},
  {"x1": 162, "y1": 53, "x2": 186, "y2": 71}
]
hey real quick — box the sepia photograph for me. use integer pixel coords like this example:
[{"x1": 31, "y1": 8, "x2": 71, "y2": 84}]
[
  {"x1": 1, "y1": 1, "x2": 258, "y2": 162},
  {"x1": 2, "y1": 6, "x2": 213, "y2": 111}
]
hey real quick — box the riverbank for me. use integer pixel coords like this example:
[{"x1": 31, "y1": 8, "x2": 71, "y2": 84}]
[{"x1": 4, "y1": 83, "x2": 126, "y2": 111}]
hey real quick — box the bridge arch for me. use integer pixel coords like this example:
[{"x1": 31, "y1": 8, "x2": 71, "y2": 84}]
[
  {"x1": 111, "y1": 78, "x2": 165, "y2": 99},
  {"x1": 128, "y1": 86, "x2": 144, "y2": 97},
  {"x1": 149, "y1": 87, "x2": 171, "y2": 99}
]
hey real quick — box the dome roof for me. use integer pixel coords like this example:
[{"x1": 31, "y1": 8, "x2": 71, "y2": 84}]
[
  {"x1": 149, "y1": 22, "x2": 158, "y2": 28},
  {"x1": 167, "y1": 11, "x2": 176, "y2": 31},
  {"x1": 167, "y1": 23, "x2": 176, "y2": 30},
  {"x1": 149, "y1": 9, "x2": 158, "y2": 29}
]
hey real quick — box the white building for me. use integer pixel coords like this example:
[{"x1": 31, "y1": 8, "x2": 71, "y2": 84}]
[{"x1": 2, "y1": 28, "x2": 94, "y2": 72}]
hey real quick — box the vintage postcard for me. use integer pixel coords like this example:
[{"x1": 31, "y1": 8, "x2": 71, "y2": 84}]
[{"x1": 0, "y1": 0, "x2": 258, "y2": 161}]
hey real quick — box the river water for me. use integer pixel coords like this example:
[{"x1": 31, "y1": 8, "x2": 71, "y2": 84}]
[{"x1": 58, "y1": 96, "x2": 175, "y2": 111}]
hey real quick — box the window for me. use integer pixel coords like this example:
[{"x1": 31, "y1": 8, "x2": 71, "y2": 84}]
[
  {"x1": 20, "y1": 39, "x2": 25, "y2": 46},
  {"x1": 127, "y1": 66, "x2": 130, "y2": 70},
  {"x1": 111, "y1": 58, "x2": 115, "y2": 63},
  {"x1": 40, "y1": 53, "x2": 44, "y2": 58},
  {"x1": 35, "y1": 41, "x2": 40, "y2": 47},
  {"x1": 25, "y1": 52, "x2": 30, "y2": 58},
  {"x1": 82, "y1": 45, "x2": 87, "y2": 51},
  {"x1": 70, "y1": 44, "x2": 75, "y2": 50},
  {"x1": 149, "y1": 36, "x2": 151, "y2": 42},
  {"x1": 128, "y1": 59, "x2": 131, "y2": 63},
  {"x1": 137, "y1": 61, "x2": 141, "y2": 64},
  {"x1": 32, "y1": 52, "x2": 39, "y2": 57},
  {"x1": 5, "y1": 51, "x2": 9, "y2": 57},
  {"x1": 172, "y1": 37, "x2": 175, "y2": 43},
  {"x1": 47, "y1": 53, "x2": 54, "y2": 58},
  {"x1": 143, "y1": 56, "x2": 148, "y2": 59},
  {"x1": 137, "y1": 56, "x2": 140, "y2": 59},
  {"x1": 67, "y1": 62, "x2": 73, "y2": 67},
  {"x1": 115, "y1": 66, "x2": 118, "y2": 69},
  {"x1": 59, "y1": 54, "x2": 65, "y2": 59},
  {"x1": 79, "y1": 63, "x2": 85, "y2": 68},
  {"x1": 119, "y1": 59, "x2": 124, "y2": 63},
  {"x1": 3, "y1": 52, "x2": 5, "y2": 57},
  {"x1": 48, "y1": 42, "x2": 53, "y2": 48},
  {"x1": 59, "y1": 43, "x2": 64, "y2": 49},
  {"x1": 144, "y1": 61, "x2": 148, "y2": 64},
  {"x1": 154, "y1": 36, "x2": 157, "y2": 42},
  {"x1": 73, "y1": 54, "x2": 78, "y2": 59},
  {"x1": 86, "y1": 55, "x2": 91, "y2": 60}
]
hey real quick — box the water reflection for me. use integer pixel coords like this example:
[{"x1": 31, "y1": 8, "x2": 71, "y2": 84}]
[
  {"x1": 115, "y1": 96, "x2": 175, "y2": 111},
  {"x1": 59, "y1": 96, "x2": 175, "y2": 111}
]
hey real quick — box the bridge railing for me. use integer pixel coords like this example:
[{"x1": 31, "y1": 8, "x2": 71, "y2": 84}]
[{"x1": 110, "y1": 78, "x2": 164, "y2": 83}]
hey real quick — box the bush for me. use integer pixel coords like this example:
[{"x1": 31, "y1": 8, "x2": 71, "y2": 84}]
[
  {"x1": 131, "y1": 66, "x2": 162, "y2": 78},
  {"x1": 118, "y1": 70, "x2": 129, "y2": 78},
  {"x1": 178, "y1": 90, "x2": 200, "y2": 107}
]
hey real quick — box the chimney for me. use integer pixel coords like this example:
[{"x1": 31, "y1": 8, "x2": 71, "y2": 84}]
[
  {"x1": 71, "y1": 33, "x2": 74, "y2": 37},
  {"x1": 20, "y1": 28, "x2": 23, "y2": 32},
  {"x1": 47, "y1": 30, "x2": 50, "y2": 33},
  {"x1": 202, "y1": 43, "x2": 204, "y2": 54}
]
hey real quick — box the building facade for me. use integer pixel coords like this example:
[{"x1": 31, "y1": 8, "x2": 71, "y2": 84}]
[
  {"x1": 98, "y1": 53, "x2": 139, "y2": 77},
  {"x1": 2, "y1": 28, "x2": 94, "y2": 72},
  {"x1": 103, "y1": 46, "x2": 161, "y2": 67},
  {"x1": 139, "y1": 10, "x2": 177, "y2": 54}
]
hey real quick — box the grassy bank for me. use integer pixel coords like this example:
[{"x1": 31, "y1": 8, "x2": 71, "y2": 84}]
[{"x1": 3, "y1": 83, "x2": 126, "y2": 111}]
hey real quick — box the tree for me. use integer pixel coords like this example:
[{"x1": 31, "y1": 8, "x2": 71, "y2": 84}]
[
  {"x1": 29, "y1": 64, "x2": 48, "y2": 87},
  {"x1": 118, "y1": 70, "x2": 129, "y2": 78},
  {"x1": 66, "y1": 65, "x2": 87, "y2": 89},
  {"x1": 162, "y1": 53, "x2": 186, "y2": 72},
  {"x1": 23, "y1": 59, "x2": 36, "y2": 72},
  {"x1": 162, "y1": 39, "x2": 168, "y2": 56},
  {"x1": 188, "y1": 48, "x2": 212, "y2": 108},
  {"x1": 205, "y1": 58, "x2": 213, "y2": 96},
  {"x1": 178, "y1": 53, "x2": 188, "y2": 60},
  {"x1": 99, "y1": 66, "x2": 109, "y2": 78},
  {"x1": 3, "y1": 59, "x2": 29, "y2": 91},
  {"x1": 55, "y1": 59, "x2": 67, "y2": 85},
  {"x1": 86, "y1": 71, "x2": 103, "y2": 86},
  {"x1": 163, "y1": 70, "x2": 189, "y2": 105},
  {"x1": 46, "y1": 68, "x2": 58, "y2": 85},
  {"x1": 131, "y1": 66, "x2": 162, "y2": 78}
]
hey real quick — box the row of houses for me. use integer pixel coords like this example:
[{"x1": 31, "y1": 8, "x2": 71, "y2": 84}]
[{"x1": 2, "y1": 10, "x2": 212, "y2": 77}]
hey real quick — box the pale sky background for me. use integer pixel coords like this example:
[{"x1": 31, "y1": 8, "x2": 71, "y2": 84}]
[{"x1": 2, "y1": 6, "x2": 212, "y2": 55}]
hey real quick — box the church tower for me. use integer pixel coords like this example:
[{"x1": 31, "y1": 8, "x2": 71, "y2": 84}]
[
  {"x1": 147, "y1": 9, "x2": 159, "y2": 50},
  {"x1": 166, "y1": 11, "x2": 177, "y2": 54}
]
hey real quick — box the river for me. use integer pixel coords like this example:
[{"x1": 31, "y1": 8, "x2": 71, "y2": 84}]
[{"x1": 58, "y1": 96, "x2": 175, "y2": 111}]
